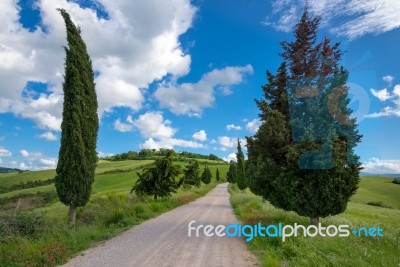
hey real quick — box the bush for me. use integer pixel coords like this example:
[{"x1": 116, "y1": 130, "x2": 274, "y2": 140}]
[
  {"x1": 392, "y1": 178, "x2": 400, "y2": 184},
  {"x1": 0, "y1": 211, "x2": 48, "y2": 239}
]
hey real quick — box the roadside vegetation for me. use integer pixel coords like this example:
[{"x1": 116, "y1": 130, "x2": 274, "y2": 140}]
[
  {"x1": 0, "y1": 158, "x2": 228, "y2": 266},
  {"x1": 229, "y1": 181, "x2": 400, "y2": 267}
]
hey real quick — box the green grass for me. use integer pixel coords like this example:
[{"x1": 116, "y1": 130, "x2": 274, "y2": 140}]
[
  {"x1": 0, "y1": 159, "x2": 229, "y2": 266},
  {"x1": 229, "y1": 181, "x2": 400, "y2": 267},
  {"x1": 350, "y1": 176, "x2": 400, "y2": 209}
]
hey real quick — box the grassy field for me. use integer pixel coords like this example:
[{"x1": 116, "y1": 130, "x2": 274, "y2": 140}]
[
  {"x1": 229, "y1": 176, "x2": 400, "y2": 267},
  {"x1": 0, "y1": 159, "x2": 229, "y2": 266}
]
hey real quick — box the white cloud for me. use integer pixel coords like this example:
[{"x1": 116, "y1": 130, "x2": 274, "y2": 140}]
[
  {"x1": 383, "y1": 75, "x2": 394, "y2": 86},
  {"x1": 370, "y1": 88, "x2": 391, "y2": 101},
  {"x1": 218, "y1": 136, "x2": 237, "y2": 148},
  {"x1": 264, "y1": 0, "x2": 400, "y2": 39},
  {"x1": 362, "y1": 158, "x2": 400, "y2": 174},
  {"x1": 222, "y1": 153, "x2": 237, "y2": 162},
  {"x1": 226, "y1": 124, "x2": 242, "y2": 131},
  {"x1": 246, "y1": 119, "x2": 260, "y2": 133},
  {"x1": 0, "y1": 0, "x2": 196, "y2": 129},
  {"x1": 0, "y1": 147, "x2": 12, "y2": 157},
  {"x1": 114, "y1": 112, "x2": 176, "y2": 139},
  {"x1": 192, "y1": 130, "x2": 207, "y2": 142},
  {"x1": 36, "y1": 131, "x2": 58, "y2": 141},
  {"x1": 114, "y1": 111, "x2": 203, "y2": 150},
  {"x1": 19, "y1": 150, "x2": 29, "y2": 157},
  {"x1": 366, "y1": 84, "x2": 400, "y2": 118},
  {"x1": 141, "y1": 137, "x2": 204, "y2": 150},
  {"x1": 5, "y1": 150, "x2": 57, "y2": 170},
  {"x1": 98, "y1": 151, "x2": 114, "y2": 158},
  {"x1": 154, "y1": 65, "x2": 253, "y2": 116}
]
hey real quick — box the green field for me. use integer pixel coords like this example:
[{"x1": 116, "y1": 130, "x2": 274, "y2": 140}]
[
  {"x1": 229, "y1": 176, "x2": 400, "y2": 267},
  {"x1": 0, "y1": 159, "x2": 229, "y2": 266}
]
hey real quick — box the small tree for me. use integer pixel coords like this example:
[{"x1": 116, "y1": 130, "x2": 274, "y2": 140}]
[
  {"x1": 201, "y1": 165, "x2": 212, "y2": 185},
  {"x1": 131, "y1": 152, "x2": 182, "y2": 200},
  {"x1": 216, "y1": 168, "x2": 220, "y2": 182},
  {"x1": 183, "y1": 160, "x2": 201, "y2": 187},
  {"x1": 55, "y1": 9, "x2": 99, "y2": 226},
  {"x1": 226, "y1": 161, "x2": 237, "y2": 183},
  {"x1": 236, "y1": 140, "x2": 247, "y2": 190}
]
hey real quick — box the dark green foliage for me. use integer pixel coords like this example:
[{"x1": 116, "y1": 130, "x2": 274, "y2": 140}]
[
  {"x1": 201, "y1": 165, "x2": 212, "y2": 185},
  {"x1": 236, "y1": 140, "x2": 247, "y2": 190},
  {"x1": 55, "y1": 9, "x2": 99, "y2": 223},
  {"x1": 131, "y1": 152, "x2": 183, "y2": 200},
  {"x1": 247, "y1": 9, "x2": 361, "y2": 223},
  {"x1": 227, "y1": 161, "x2": 237, "y2": 183},
  {"x1": 183, "y1": 160, "x2": 201, "y2": 187},
  {"x1": 216, "y1": 168, "x2": 220, "y2": 181},
  {"x1": 105, "y1": 149, "x2": 224, "y2": 162},
  {"x1": 392, "y1": 178, "x2": 400, "y2": 184}
]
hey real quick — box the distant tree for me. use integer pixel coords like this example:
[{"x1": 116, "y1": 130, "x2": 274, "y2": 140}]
[
  {"x1": 201, "y1": 165, "x2": 212, "y2": 185},
  {"x1": 55, "y1": 9, "x2": 99, "y2": 226},
  {"x1": 247, "y1": 8, "x2": 361, "y2": 225},
  {"x1": 216, "y1": 168, "x2": 220, "y2": 182},
  {"x1": 184, "y1": 160, "x2": 201, "y2": 187},
  {"x1": 236, "y1": 140, "x2": 247, "y2": 190},
  {"x1": 131, "y1": 152, "x2": 182, "y2": 200},
  {"x1": 226, "y1": 161, "x2": 237, "y2": 183}
]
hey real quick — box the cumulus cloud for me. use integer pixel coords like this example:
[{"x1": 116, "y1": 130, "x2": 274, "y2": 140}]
[
  {"x1": 246, "y1": 119, "x2": 260, "y2": 133},
  {"x1": 97, "y1": 151, "x2": 114, "y2": 158},
  {"x1": 218, "y1": 136, "x2": 237, "y2": 148},
  {"x1": 383, "y1": 75, "x2": 394, "y2": 86},
  {"x1": 222, "y1": 153, "x2": 237, "y2": 162},
  {"x1": 226, "y1": 124, "x2": 241, "y2": 131},
  {"x1": 370, "y1": 88, "x2": 391, "y2": 101},
  {"x1": 0, "y1": 147, "x2": 12, "y2": 157},
  {"x1": 36, "y1": 131, "x2": 58, "y2": 141},
  {"x1": 264, "y1": 0, "x2": 400, "y2": 40},
  {"x1": 366, "y1": 84, "x2": 400, "y2": 118},
  {"x1": 19, "y1": 149, "x2": 29, "y2": 157},
  {"x1": 0, "y1": 0, "x2": 196, "y2": 129},
  {"x1": 5, "y1": 150, "x2": 57, "y2": 170},
  {"x1": 114, "y1": 111, "x2": 203, "y2": 150},
  {"x1": 192, "y1": 130, "x2": 207, "y2": 142},
  {"x1": 362, "y1": 158, "x2": 400, "y2": 174},
  {"x1": 141, "y1": 138, "x2": 204, "y2": 150},
  {"x1": 154, "y1": 65, "x2": 253, "y2": 116}
]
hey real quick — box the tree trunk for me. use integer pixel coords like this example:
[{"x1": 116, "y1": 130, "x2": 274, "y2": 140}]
[
  {"x1": 310, "y1": 216, "x2": 319, "y2": 226},
  {"x1": 68, "y1": 204, "x2": 77, "y2": 227}
]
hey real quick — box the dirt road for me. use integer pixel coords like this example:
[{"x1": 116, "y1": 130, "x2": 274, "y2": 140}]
[{"x1": 61, "y1": 183, "x2": 259, "y2": 267}]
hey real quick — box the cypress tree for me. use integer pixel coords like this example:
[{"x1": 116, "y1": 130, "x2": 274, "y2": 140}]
[
  {"x1": 247, "y1": 8, "x2": 361, "y2": 225},
  {"x1": 216, "y1": 168, "x2": 220, "y2": 182},
  {"x1": 55, "y1": 9, "x2": 99, "y2": 226},
  {"x1": 226, "y1": 161, "x2": 237, "y2": 183},
  {"x1": 201, "y1": 165, "x2": 212, "y2": 185},
  {"x1": 236, "y1": 140, "x2": 247, "y2": 190},
  {"x1": 183, "y1": 160, "x2": 201, "y2": 187}
]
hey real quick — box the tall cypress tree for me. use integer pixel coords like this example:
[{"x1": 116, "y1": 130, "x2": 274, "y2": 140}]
[
  {"x1": 226, "y1": 161, "x2": 237, "y2": 183},
  {"x1": 201, "y1": 165, "x2": 212, "y2": 185},
  {"x1": 247, "y1": 8, "x2": 361, "y2": 225},
  {"x1": 236, "y1": 140, "x2": 247, "y2": 190},
  {"x1": 55, "y1": 9, "x2": 99, "y2": 226}
]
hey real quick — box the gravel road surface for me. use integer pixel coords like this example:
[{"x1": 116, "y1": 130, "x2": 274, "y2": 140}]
[{"x1": 61, "y1": 183, "x2": 259, "y2": 267}]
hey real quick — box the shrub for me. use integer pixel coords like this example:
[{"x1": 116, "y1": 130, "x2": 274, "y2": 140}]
[
  {"x1": 392, "y1": 178, "x2": 400, "y2": 184},
  {"x1": 0, "y1": 211, "x2": 48, "y2": 239}
]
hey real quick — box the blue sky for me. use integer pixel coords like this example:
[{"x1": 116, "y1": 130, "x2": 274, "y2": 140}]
[{"x1": 0, "y1": 0, "x2": 399, "y2": 173}]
